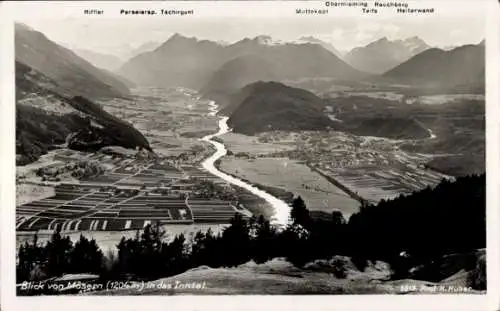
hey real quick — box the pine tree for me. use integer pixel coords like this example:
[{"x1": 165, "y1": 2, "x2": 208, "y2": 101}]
[
  {"x1": 167, "y1": 233, "x2": 188, "y2": 275},
  {"x1": 331, "y1": 211, "x2": 346, "y2": 226},
  {"x1": 190, "y1": 230, "x2": 206, "y2": 267},
  {"x1": 137, "y1": 222, "x2": 167, "y2": 278},
  {"x1": 44, "y1": 228, "x2": 73, "y2": 277},
  {"x1": 252, "y1": 215, "x2": 276, "y2": 263},
  {"x1": 221, "y1": 213, "x2": 250, "y2": 266},
  {"x1": 280, "y1": 222, "x2": 311, "y2": 268},
  {"x1": 70, "y1": 235, "x2": 103, "y2": 274},
  {"x1": 17, "y1": 243, "x2": 30, "y2": 281},
  {"x1": 290, "y1": 196, "x2": 310, "y2": 228}
]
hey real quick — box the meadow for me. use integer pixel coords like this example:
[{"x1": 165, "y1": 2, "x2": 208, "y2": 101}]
[
  {"x1": 219, "y1": 132, "x2": 294, "y2": 155},
  {"x1": 220, "y1": 156, "x2": 360, "y2": 217}
]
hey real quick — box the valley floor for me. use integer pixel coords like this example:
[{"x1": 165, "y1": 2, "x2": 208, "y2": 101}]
[
  {"x1": 219, "y1": 156, "x2": 360, "y2": 217},
  {"x1": 15, "y1": 87, "x2": 263, "y2": 250},
  {"x1": 16, "y1": 87, "x2": 477, "y2": 248},
  {"x1": 218, "y1": 128, "x2": 451, "y2": 211}
]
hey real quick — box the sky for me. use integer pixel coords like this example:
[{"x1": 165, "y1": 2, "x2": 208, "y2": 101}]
[{"x1": 20, "y1": 16, "x2": 485, "y2": 58}]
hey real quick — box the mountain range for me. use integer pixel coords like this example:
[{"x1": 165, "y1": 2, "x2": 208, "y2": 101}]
[
  {"x1": 344, "y1": 36, "x2": 430, "y2": 74},
  {"x1": 118, "y1": 34, "x2": 365, "y2": 98},
  {"x1": 383, "y1": 43, "x2": 485, "y2": 90},
  {"x1": 118, "y1": 33, "x2": 485, "y2": 105}
]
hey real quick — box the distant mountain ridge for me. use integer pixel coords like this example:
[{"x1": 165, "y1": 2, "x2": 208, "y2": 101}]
[
  {"x1": 118, "y1": 34, "x2": 364, "y2": 96},
  {"x1": 73, "y1": 49, "x2": 124, "y2": 71},
  {"x1": 124, "y1": 40, "x2": 162, "y2": 61},
  {"x1": 202, "y1": 55, "x2": 280, "y2": 108},
  {"x1": 15, "y1": 23, "x2": 130, "y2": 100},
  {"x1": 118, "y1": 33, "x2": 225, "y2": 90},
  {"x1": 201, "y1": 36, "x2": 365, "y2": 106},
  {"x1": 382, "y1": 43, "x2": 485, "y2": 90},
  {"x1": 344, "y1": 36, "x2": 430, "y2": 74},
  {"x1": 298, "y1": 36, "x2": 343, "y2": 58}
]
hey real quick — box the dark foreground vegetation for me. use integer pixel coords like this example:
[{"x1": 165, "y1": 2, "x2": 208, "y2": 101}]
[{"x1": 17, "y1": 174, "x2": 485, "y2": 295}]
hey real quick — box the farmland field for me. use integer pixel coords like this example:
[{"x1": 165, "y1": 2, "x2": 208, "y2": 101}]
[
  {"x1": 16, "y1": 184, "x2": 55, "y2": 206},
  {"x1": 320, "y1": 164, "x2": 448, "y2": 204},
  {"x1": 417, "y1": 94, "x2": 485, "y2": 105},
  {"x1": 219, "y1": 132, "x2": 294, "y2": 155},
  {"x1": 219, "y1": 156, "x2": 360, "y2": 217}
]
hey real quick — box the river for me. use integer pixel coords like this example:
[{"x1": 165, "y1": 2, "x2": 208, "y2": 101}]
[{"x1": 200, "y1": 101, "x2": 291, "y2": 226}]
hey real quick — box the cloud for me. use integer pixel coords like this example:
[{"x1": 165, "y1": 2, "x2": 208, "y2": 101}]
[
  {"x1": 354, "y1": 30, "x2": 373, "y2": 43},
  {"x1": 319, "y1": 28, "x2": 344, "y2": 44},
  {"x1": 382, "y1": 24, "x2": 401, "y2": 39},
  {"x1": 357, "y1": 22, "x2": 381, "y2": 33}
]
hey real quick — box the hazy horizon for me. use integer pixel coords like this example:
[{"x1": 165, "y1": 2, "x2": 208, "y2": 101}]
[{"x1": 18, "y1": 16, "x2": 485, "y2": 59}]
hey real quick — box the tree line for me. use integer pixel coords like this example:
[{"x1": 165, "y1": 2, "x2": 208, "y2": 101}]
[{"x1": 17, "y1": 173, "x2": 486, "y2": 294}]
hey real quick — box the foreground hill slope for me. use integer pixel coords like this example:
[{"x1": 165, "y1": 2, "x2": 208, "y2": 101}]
[
  {"x1": 15, "y1": 23, "x2": 130, "y2": 99},
  {"x1": 95, "y1": 258, "x2": 397, "y2": 295},
  {"x1": 95, "y1": 249, "x2": 484, "y2": 295},
  {"x1": 382, "y1": 43, "x2": 485, "y2": 90}
]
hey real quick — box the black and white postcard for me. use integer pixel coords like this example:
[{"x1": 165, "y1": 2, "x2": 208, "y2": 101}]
[{"x1": 0, "y1": 1, "x2": 499, "y2": 310}]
